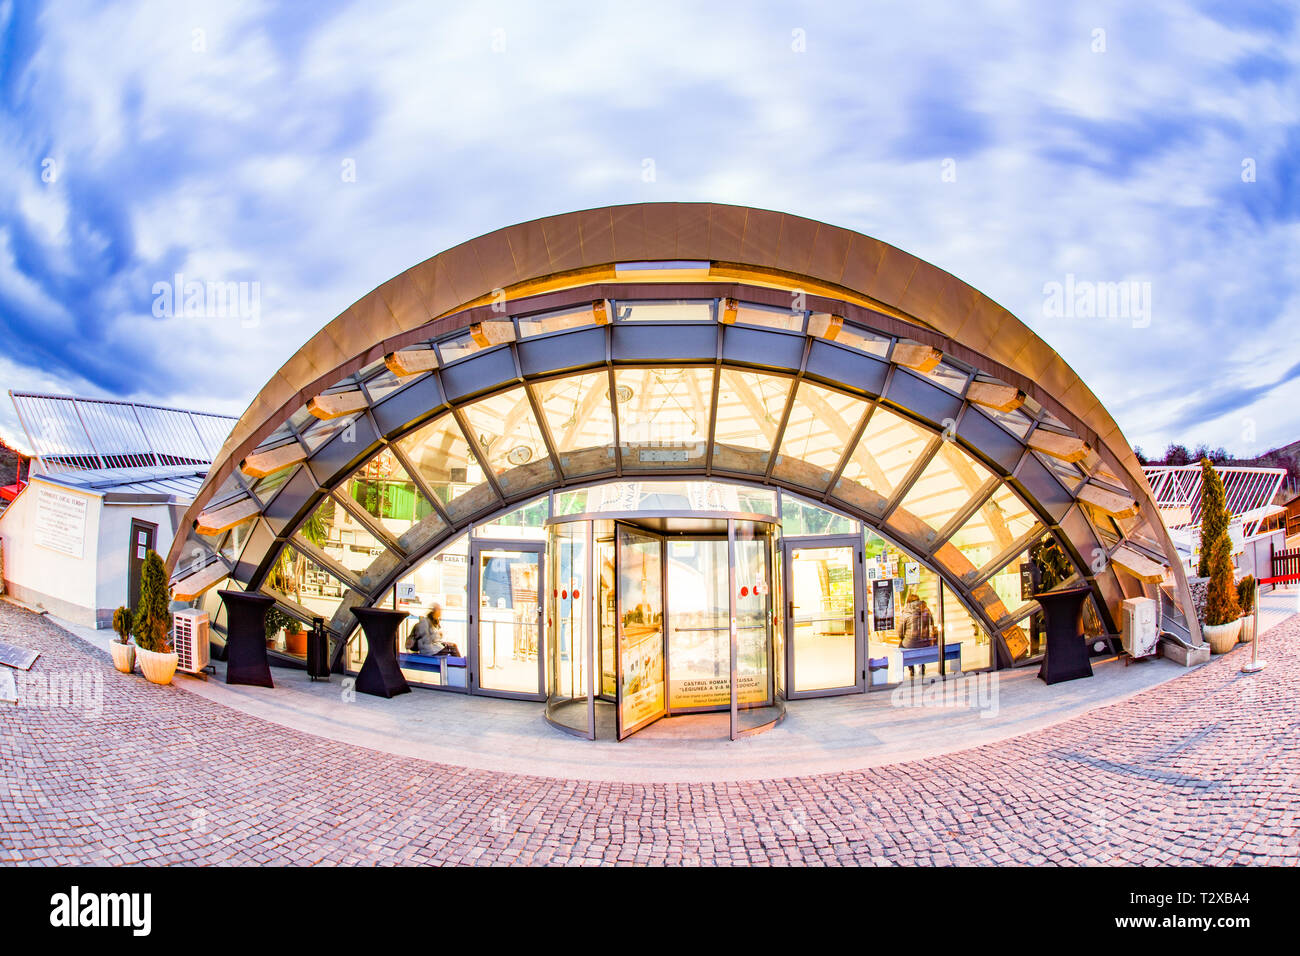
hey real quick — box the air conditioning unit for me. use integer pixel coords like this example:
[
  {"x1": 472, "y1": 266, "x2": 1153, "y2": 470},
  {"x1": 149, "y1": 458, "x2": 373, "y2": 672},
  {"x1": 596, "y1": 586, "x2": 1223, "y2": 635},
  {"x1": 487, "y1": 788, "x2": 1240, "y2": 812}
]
[
  {"x1": 173, "y1": 609, "x2": 211, "y2": 675},
  {"x1": 1121, "y1": 597, "x2": 1158, "y2": 660}
]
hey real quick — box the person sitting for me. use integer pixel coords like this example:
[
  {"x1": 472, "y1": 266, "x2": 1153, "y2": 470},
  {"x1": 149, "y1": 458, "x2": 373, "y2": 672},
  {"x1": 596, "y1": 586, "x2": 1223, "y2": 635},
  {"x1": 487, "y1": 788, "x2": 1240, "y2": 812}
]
[
  {"x1": 897, "y1": 593, "x2": 935, "y2": 678},
  {"x1": 407, "y1": 604, "x2": 450, "y2": 656}
]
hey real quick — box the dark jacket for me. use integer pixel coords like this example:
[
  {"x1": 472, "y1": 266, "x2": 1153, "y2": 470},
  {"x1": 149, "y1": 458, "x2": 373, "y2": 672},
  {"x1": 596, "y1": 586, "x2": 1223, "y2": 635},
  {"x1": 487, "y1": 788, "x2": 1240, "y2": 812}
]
[{"x1": 897, "y1": 601, "x2": 935, "y2": 648}]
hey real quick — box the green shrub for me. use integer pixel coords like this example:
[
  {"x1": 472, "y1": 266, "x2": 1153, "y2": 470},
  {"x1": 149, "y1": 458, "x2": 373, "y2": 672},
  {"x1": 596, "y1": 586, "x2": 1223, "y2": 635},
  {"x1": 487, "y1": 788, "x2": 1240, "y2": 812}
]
[
  {"x1": 265, "y1": 606, "x2": 297, "y2": 640},
  {"x1": 131, "y1": 550, "x2": 172, "y2": 653},
  {"x1": 1197, "y1": 458, "x2": 1229, "y2": 578},
  {"x1": 111, "y1": 606, "x2": 132, "y2": 644},
  {"x1": 1236, "y1": 575, "x2": 1255, "y2": 615},
  {"x1": 1204, "y1": 536, "x2": 1241, "y2": 627}
]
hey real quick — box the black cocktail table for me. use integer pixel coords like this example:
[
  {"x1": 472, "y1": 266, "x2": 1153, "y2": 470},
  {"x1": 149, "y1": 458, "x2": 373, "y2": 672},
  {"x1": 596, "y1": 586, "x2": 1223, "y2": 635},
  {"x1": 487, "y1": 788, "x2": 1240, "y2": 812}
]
[
  {"x1": 218, "y1": 589, "x2": 276, "y2": 688},
  {"x1": 1036, "y1": 586, "x2": 1094, "y2": 685},
  {"x1": 350, "y1": 607, "x2": 411, "y2": 698}
]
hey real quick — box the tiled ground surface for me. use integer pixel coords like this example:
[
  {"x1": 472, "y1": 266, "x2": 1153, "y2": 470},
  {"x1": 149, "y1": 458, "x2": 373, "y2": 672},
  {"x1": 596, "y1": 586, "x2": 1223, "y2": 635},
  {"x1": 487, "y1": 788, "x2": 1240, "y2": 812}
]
[{"x1": 2, "y1": 599, "x2": 1297, "y2": 865}]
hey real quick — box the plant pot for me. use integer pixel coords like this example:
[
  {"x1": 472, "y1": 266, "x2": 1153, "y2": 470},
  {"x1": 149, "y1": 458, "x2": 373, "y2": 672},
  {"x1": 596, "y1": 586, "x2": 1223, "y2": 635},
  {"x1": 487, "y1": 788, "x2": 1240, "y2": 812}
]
[
  {"x1": 284, "y1": 629, "x2": 307, "y2": 657},
  {"x1": 137, "y1": 646, "x2": 179, "y2": 685},
  {"x1": 1203, "y1": 619, "x2": 1241, "y2": 654},
  {"x1": 109, "y1": 641, "x2": 135, "y2": 674},
  {"x1": 1238, "y1": 613, "x2": 1255, "y2": 644}
]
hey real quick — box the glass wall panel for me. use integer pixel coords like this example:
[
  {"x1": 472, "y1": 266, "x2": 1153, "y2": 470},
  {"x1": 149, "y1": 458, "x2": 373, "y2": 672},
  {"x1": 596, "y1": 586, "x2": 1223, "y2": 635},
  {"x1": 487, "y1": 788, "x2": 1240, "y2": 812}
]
[
  {"x1": 941, "y1": 582, "x2": 992, "y2": 672},
  {"x1": 548, "y1": 523, "x2": 590, "y2": 729},
  {"x1": 395, "y1": 413, "x2": 498, "y2": 522},
  {"x1": 816, "y1": 317, "x2": 891, "y2": 357},
  {"x1": 834, "y1": 406, "x2": 933, "y2": 516},
  {"x1": 779, "y1": 495, "x2": 855, "y2": 536},
  {"x1": 339, "y1": 447, "x2": 448, "y2": 555},
  {"x1": 517, "y1": 305, "x2": 596, "y2": 338},
  {"x1": 391, "y1": 534, "x2": 470, "y2": 688},
  {"x1": 459, "y1": 387, "x2": 557, "y2": 498},
  {"x1": 473, "y1": 497, "x2": 549, "y2": 540},
  {"x1": 734, "y1": 529, "x2": 774, "y2": 708},
  {"x1": 864, "y1": 528, "x2": 942, "y2": 684},
  {"x1": 711, "y1": 369, "x2": 791, "y2": 475},
  {"x1": 617, "y1": 526, "x2": 666, "y2": 736},
  {"x1": 476, "y1": 548, "x2": 541, "y2": 694},
  {"x1": 597, "y1": 532, "x2": 616, "y2": 698},
  {"x1": 532, "y1": 372, "x2": 617, "y2": 479},
  {"x1": 615, "y1": 367, "x2": 713, "y2": 470},
  {"x1": 614, "y1": 299, "x2": 713, "y2": 322},
  {"x1": 295, "y1": 496, "x2": 393, "y2": 593},
  {"x1": 437, "y1": 329, "x2": 494, "y2": 363},
  {"x1": 886, "y1": 441, "x2": 994, "y2": 549},
  {"x1": 772, "y1": 382, "x2": 869, "y2": 492},
  {"x1": 260, "y1": 545, "x2": 351, "y2": 657},
  {"x1": 938, "y1": 483, "x2": 1039, "y2": 584},
  {"x1": 731, "y1": 301, "x2": 805, "y2": 333}
]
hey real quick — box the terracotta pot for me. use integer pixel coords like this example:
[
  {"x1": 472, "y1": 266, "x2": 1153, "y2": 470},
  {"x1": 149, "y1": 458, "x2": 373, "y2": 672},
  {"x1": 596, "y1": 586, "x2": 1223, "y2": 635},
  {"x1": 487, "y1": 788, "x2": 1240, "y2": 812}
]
[
  {"x1": 109, "y1": 641, "x2": 135, "y2": 674},
  {"x1": 284, "y1": 628, "x2": 308, "y2": 657},
  {"x1": 1203, "y1": 619, "x2": 1242, "y2": 654},
  {"x1": 137, "y1": 646, "x2": 179, "y2": 685},
  {"x1": 1238, "y1": 613, "x2": 1255, "y2": 644}
]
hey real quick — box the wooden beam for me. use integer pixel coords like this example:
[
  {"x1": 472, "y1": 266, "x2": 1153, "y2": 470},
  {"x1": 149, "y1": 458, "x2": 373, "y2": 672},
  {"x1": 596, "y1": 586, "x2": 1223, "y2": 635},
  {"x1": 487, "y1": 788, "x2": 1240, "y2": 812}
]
[
  {"x1": 308, "y1": 389, "x2": 368, "y2": 420},
  {"x1": 195, "y1": 497, "x2": 260, "y2": 535},
  {"x1": 1109, "y1": 545, "x2": 1166, "y2": 583},
  {"x1": 469, "y1": 320, "x2": 516, "y2": 347},
  {"x1": 171, "y1": 560, "x2": 230, "y2": 601},
  {"x1": 384, "y1": 348, "x2": 439, "y2": 376},
  {"x1": 1076, "y1": 482, "x2": 1141, "y2": 520},
  {"x1": 1027, "y1": 429, "x2": 1090, "y2": 463},
  {"x1": 807, "y1": 312, "x2": 843, "y2": 340},
  {"x1": 892, "y1": 341, "x2": 943, "y2": 373},
  {"x1": 241, "y1": 442, "x2": 306, "y2": 479},
  {"x1": 592, "y1": 300, "x2": 610, "y2": 325},
  {"x1": 721, "y1": 297, "x2": 739, "y2": 325},
  {"x1": 967, "y1": 380, "x2": 1026, "y2": 413}
]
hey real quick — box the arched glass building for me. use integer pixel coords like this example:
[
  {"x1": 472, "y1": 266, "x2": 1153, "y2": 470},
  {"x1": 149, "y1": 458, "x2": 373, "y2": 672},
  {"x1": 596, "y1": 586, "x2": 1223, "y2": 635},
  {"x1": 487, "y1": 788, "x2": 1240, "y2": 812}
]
[{"x1": 167, "y1": 203, "x2": 1196, "y2": 741}]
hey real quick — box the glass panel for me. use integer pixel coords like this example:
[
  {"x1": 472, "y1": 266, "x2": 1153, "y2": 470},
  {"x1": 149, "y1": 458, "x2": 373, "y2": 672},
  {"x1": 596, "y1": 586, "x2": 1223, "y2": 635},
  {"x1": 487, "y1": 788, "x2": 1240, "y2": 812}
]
[
  {"x1": 772, "y1": 382, "x2": 869, "y2": 492},
  {"x1": 299, "y1": 414, "x2": 358, "y2": 453},
  {"x1": 260, "y1": 545, "x2": 350, "y2": 658},
  {"x1": 733, "y1": 528, "x2": 775, "y2": 732},
  {"x1": 476, "y1": 549, "x2": 541, "y2": 694},
  {"x1": 615, "y1": 367, "x2": 713, "y2": 470},
  {"x1": 517, "y1": 305, "x2": 596, "y2": 338},
  {"x1": 395, "y1": 413, "x2": 498, "y2": 523},
  {"x1": 473, "y1": 497, "x2": 549, "y2": 539},
  {"x1": 339, "y1": 447, "x2": 446, "y2": 552},
  {"x1": 977, "y1": 554, "x2": 1037, "y2": 625},
  {"x1": 666, "y1": 538, "x2": 729, "y2": 709},
  {"x1": 864, "y1": 530, "x2": 942, "y2": 685},
  {"x1": 393, "y1": 534, "x2": 470, "y2": 688},
  {"x1": 598, "y1": 535, "x2": 616, "y2": 698},
  {"x1": 1036, "y1": 450, "x2": 1084, "y2": 490},
  {"x1": 363, "y1": 368, "x2": 412, "y2": 405},
  {"x1": 921, "y1": 361, "x2": 969, "y2": 395},
  {"x1": 614, "y1": 299, "x2": 713, "y2": 322},
  {"x1": 779, "y1": 495, "x2": 855, "y2": 536},
  {"x1": 459, "y1": 387, "x2": 557, "y2": 498},
  {"x1": 296, "y1": 496, "x2": 394, "y2": 593},
  {"x1": 731, "y1": 301, "x2": 805, "y2": 333},
  {"x1": 886, "y1": 441, "x2": 994, "y2": 548},
  {"x1": 789, "y1": 544, "x2": 857, "y2": 692},
  {"x1": 547, "y1": 522, "x2": 591, "y2": 731},
  {"x1": 835, "y1": 405, "x2": 934, "y2": 516},
  {"x1": 981, "y1": 404, "x2": 1033, "y2": 440},
  {"x1": 437, "y1": 329, "x2": 491, "y2": 363},
  {"x1": 941, "y1": 582, "x2": 992, "y2": 672},
  {"x1": 711, "y1": 369, "x2": 791, "y2": 475},
  {"x1": 251, "y1": 464, "x2": 296, "y2": 501},
  {"x1": 532, "y1": 372, "x2": 617, "y2": 479},
  {"x1": 820, "y1": 318, "x2": 890, "y2": 357},
  {"x1": 938, "y1": 483, "x2": 1040, "y2": 583},
  {"x1": 617, "y1": 526, "x2": 666, "y2": 737}
]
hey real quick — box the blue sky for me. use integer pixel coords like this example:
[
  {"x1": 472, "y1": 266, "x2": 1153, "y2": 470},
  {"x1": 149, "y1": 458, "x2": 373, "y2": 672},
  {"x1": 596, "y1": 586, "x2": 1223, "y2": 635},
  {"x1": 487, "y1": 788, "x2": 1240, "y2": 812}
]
[{"x1": 0, "y1": 0, "x2": 1296, "y2": 459}]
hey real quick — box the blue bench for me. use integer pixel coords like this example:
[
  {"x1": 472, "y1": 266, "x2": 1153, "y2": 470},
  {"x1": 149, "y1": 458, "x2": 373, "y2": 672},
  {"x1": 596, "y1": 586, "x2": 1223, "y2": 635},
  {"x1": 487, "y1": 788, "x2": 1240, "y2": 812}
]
[
  {"x1": 398, "y1": 652, "x2": 467, "y2": 687},
  {"x1": 899, "y1": 643, "x2": 961, "y2": 674}
]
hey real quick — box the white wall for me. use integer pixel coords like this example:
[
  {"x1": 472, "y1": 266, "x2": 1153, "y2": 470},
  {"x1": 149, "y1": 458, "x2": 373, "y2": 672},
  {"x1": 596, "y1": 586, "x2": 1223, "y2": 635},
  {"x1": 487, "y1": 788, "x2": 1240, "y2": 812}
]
[
  {"x1": 0, "y1": 478, "x2": 102, "y2": 627},
  {"x1": 95, "y1": 501, "x2": 180, "y2": 624}
]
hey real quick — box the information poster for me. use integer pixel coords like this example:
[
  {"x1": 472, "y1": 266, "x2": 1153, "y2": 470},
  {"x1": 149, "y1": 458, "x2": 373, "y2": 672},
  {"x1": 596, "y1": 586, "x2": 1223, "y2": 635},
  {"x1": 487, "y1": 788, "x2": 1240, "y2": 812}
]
[
  {"x1": 618, "y1": 527, "x2": 666, "y2": 736},
  {"x1": 872, "y1": 578, "x2": 895, "y2": 631},
  {"x1": 33, "y1": 486, "x2": 88, "y2": 559}
]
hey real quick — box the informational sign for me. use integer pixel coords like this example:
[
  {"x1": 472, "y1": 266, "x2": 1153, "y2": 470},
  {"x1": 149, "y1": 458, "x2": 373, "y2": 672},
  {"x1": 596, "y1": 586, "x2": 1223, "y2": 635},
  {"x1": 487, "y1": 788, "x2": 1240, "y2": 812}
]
[
  {"x1": 33, "y1": 486, "x2": 88, "y2": 559},
  {"x1": 904, "y1": 562, "x2": 920, "y2": 585},
  {"x1": 872, "y1": 578, "x2": 895, "y2": 631},
  {"x1": 1020, "y1": 563, "x2": 1034, "y2": 601},
  {"x1": 395, "y1": 581, "x2": 417, "y2": 603}
]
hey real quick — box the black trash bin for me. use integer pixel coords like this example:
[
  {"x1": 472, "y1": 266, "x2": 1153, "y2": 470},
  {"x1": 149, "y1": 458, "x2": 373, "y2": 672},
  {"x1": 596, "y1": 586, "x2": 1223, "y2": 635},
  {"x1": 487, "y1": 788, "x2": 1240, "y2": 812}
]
[{"x1": 307, "y1": 617, "x2": 330, "y2": 681}]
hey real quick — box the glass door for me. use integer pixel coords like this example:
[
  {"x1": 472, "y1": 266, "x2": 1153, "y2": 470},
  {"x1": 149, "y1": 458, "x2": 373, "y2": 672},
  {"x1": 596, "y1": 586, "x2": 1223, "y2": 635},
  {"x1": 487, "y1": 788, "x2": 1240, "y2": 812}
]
[
  {"x1": 615, "y1": 523, "x2": 668, "y2": 740},
  {"x1": 470, "y1": 540, "x2": 545, "y2": 700},
  {"x1": 783, "y1": 535, "x2": 864, "y2": 697}
]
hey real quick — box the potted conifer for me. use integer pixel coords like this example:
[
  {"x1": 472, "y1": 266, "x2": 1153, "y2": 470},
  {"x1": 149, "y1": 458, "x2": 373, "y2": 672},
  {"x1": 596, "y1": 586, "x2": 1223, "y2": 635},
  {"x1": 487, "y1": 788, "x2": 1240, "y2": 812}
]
[
  {"x1": 1202, "y1": 536, "x2": 1242, "y2": 653},
  {"x1": 109, "y1": 605, "x2": 135, "y2": 674},
  {"x1": 132, "y1": 550, "x2": 178, "y2": 684}
]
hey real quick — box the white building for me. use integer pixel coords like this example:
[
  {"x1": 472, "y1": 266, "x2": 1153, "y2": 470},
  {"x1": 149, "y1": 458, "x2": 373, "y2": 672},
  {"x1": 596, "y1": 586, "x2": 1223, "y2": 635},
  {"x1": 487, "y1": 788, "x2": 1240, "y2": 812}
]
[{"x1": 0, "y1": 392, "x2": 234, "y2": 628}]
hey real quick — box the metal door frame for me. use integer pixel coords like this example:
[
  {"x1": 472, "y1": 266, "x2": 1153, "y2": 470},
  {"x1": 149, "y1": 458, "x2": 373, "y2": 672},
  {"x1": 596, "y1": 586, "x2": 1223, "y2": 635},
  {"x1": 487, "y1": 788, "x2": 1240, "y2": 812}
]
[
  {"x1": 782, "y1": 533, "x2": 866, "y2": 698},
  {"x1": 469, "y1": 538, "x2": 546, "y2": 701}
]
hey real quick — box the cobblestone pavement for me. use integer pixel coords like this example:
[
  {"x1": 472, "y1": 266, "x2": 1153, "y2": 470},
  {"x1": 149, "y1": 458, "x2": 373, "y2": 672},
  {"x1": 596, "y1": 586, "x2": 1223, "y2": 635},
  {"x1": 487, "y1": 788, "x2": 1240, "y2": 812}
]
[{"x1": 2, "y1": 600, "x2": 1297, "y2": 866}]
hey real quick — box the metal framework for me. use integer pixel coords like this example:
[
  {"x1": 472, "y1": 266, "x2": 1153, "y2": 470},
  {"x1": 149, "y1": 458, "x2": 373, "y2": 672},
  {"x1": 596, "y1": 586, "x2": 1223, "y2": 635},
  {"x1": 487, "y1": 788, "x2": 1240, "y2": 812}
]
[{"x1": 1144, "y1": 463, "x2": 1286, "y2": 535}]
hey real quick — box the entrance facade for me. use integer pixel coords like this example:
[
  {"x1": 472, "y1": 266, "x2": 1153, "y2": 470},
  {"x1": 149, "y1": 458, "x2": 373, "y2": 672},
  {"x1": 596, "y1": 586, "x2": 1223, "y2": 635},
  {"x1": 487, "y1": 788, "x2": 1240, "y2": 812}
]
[{"x1": 547, "y1": 507, "x2": 782, "y2": 741}]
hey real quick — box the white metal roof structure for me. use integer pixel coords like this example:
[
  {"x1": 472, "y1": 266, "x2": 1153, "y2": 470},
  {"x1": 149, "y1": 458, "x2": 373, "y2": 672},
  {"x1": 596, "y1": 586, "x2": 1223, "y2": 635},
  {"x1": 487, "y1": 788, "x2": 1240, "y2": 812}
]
[
  {"x1": 9, "y1": 391, "x2": 236, "y2": 503},
  {"x1": 1143, "y1": 463, "x2": 1286, "y2": 537}
]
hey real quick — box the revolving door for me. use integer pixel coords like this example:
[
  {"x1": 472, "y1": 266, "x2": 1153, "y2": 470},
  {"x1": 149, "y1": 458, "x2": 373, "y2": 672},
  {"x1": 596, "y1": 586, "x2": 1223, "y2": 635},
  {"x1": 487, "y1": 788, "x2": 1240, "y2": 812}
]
[{"x1": 545, "y1": 512, "x2": 784, "y2": 741}]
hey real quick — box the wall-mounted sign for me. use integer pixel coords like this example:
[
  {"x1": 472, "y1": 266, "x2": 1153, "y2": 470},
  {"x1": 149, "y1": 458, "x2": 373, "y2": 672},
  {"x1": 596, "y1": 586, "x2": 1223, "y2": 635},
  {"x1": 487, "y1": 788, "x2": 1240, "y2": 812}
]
[
  {"x1": 1019, "y1": 563, "x2": 1034, "y2": 601},
  {"x1": 33, "y1": 486, "x2": 88, "y2": 559},
  {"x1": 872, "y1": 579, "x2": 895, "y2": 631},
  {"x1": 395, "y1": 581, "x2": 417, "y2": 603},
  {"x1": 904, "y1": 562, "x2": 920, "y2": 585}
]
